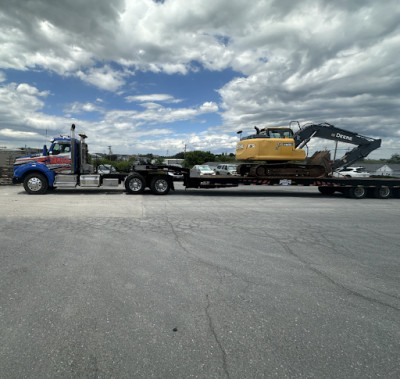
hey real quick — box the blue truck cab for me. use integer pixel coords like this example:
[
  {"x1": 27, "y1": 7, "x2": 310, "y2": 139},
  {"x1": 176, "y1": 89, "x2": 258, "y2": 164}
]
[{"x1": 13, "y1": 124, "x2": 92, "y2": 193}]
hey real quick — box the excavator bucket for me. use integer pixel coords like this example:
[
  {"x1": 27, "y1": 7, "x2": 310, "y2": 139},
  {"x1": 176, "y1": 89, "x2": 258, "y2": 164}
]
[{"x1": 307, "y1": 151, "x2": 332, "y2": 174}]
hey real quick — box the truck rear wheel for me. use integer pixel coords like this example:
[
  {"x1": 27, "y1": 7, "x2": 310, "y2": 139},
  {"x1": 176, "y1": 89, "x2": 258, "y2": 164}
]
[
  {"x1": 125, "y1": 174, "x2": 145, "y2": 194},
  {"x1": 373, "y1": 187, "x2": 391, "y2": 199},
  {"x1": 23, "y1": 173, "x2": 48, "y2": 194},
  {"x1": 346, "y1": 186, "x2": 366, "y2": 199},
  {"x1": 150, "y1": 175, "x2": 171, "y2": 195}
]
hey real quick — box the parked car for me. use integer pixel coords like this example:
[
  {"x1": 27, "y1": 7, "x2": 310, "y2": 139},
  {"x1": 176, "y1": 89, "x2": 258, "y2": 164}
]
[
  {"x1": 192, "y1": 165, "x2": 216, "y2": 175},
  {"x1": 215, "y1": 164, "x2": 238, "y2": 175},
  {"x1": 333, "y1": 166, "x2": 370, "y2": 178}
]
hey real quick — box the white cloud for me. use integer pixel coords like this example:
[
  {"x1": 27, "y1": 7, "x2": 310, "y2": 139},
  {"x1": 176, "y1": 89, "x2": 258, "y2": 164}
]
[
  {"x1": 0, "y1": 128, "x2": 39, "y2": 139},
  {"x1": 103, "y1": 101, "x2": 218, "y2": 126},
  {"x1": 65, "y1": 102, "x2": 104, "y2": 115},
  {"x1": 132, "y1": 131, "x2": 237, "y2": 155},
  {"x1": 1, "y1": 0, "x2": 400, "y2": 81},
  {"x1": 125, "y1": 94, "x2": 180, "y2": 103},
  {"x1": 0, "y1": 82, "x2": 48, "y2": 117},
  {"x1": 76, "y1": 65, "x2": 128, "y2": 91}
]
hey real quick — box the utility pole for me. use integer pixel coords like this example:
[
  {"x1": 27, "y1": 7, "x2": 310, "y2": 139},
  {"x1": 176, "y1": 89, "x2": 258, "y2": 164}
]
[{"x1": 333, "y1": 140, "x2": 338, "y2": 162}]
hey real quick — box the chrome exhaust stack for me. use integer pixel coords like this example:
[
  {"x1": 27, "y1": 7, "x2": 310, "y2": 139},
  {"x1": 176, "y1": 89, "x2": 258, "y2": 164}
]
[{"x1": 70, "y1": 124, "x2": 76, "y2": 174}]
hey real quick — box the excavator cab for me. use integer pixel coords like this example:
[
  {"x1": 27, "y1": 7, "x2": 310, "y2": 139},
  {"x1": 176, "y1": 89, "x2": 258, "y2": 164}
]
[{"x1": 236, "y1": 127, "x2": 306, "y2": 161}]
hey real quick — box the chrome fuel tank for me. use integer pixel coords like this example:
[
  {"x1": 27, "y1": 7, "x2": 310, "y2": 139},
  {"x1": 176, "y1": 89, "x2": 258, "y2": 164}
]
[{"x1": 80, "y1": 175, "x2": 100, "y2": 187}]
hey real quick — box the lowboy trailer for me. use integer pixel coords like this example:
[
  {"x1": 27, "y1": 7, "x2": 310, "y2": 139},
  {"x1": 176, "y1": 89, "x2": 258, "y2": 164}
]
[{"x1": 129, "y1": 164, "x2": 400, "y2": 199}]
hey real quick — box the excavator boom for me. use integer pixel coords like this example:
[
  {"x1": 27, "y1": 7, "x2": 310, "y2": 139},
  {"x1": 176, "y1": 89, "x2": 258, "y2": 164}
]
[{"x1": 293, "y1": 122, "x2": 381, "y2": 169}]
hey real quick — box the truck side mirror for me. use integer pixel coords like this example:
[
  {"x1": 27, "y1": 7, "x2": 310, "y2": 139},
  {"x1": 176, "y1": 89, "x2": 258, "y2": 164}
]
[{"x1": 43, "y1": 145, "x2": 48, "y2": 156}]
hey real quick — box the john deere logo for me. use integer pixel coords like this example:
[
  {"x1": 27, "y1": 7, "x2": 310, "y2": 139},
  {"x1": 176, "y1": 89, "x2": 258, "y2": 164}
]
[
  {"x1": 336, "y1": 133, "x2": 353, "y2": 141},
  {"x1": 331, "y1": 132, "x2": 353, "y2": 141}
]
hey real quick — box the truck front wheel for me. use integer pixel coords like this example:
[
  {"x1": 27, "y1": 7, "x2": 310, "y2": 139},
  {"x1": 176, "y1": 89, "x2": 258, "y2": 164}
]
[
  {"x1": 125, "y1": 174, "x2": 145, "y2": 194},
  {"x1": 23, "y1": 173, "x2": 48, "y2": 194},
  {"x1": 150, "y1": 175, "x2": 171, "y2": 195}
]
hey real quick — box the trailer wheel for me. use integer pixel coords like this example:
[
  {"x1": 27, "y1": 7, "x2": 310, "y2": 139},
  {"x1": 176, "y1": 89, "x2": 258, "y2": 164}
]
[
  {"x1": 318, "y1": 186, "x2": 335, "y2": 195},
  {"x1": 23, "y1": 173, "x2": 48, "y2": 194},
  {"x1": 373, "y1": 187, "x2": 392, "y2": 199},
  {"x1": 150, "y1": 175, "x2": 171, "y2": 195},
  {"x1": 346, "y1": 186, "x2": 366, "y2": 199},
  {"x1": 125, "y1": 173, "x2": 145, "y2": 194}
]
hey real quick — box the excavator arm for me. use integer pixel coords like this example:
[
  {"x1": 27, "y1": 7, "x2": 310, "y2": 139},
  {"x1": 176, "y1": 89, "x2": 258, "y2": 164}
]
[{"x1": 293, "y1": 122, "x2": 381, "y2": 169}]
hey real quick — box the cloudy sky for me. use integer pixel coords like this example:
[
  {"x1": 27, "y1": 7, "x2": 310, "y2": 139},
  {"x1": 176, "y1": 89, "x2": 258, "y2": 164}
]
[{"x1": 1, "y1": 0, "x2": 399, "y2": 158}]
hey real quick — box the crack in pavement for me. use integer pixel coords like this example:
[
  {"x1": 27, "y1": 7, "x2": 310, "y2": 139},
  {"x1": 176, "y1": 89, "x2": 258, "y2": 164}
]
[
  {"x1": 166, "y1": 218, "x2": 232, "y2": 378},
  {"x1": 205, "y1": 294, "x2": 230, "y2": 379},
  {"x1": 241, "y1": 225, "x2": 400, "y2": 311},
  {"x1": 165, "y1": 217, "x2": 262, "y2": 290},
  {"x1": 277, "y1": 239, "x2": 400, "y2": 312}
]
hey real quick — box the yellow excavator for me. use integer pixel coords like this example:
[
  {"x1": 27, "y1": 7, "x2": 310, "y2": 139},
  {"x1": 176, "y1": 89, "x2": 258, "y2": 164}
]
[
  {"x1": 236, "y1": 126, "x2": 306, "y2": 161},
  {"x1": 235, "y1": 122, "x2": 382, "y2": 177}
]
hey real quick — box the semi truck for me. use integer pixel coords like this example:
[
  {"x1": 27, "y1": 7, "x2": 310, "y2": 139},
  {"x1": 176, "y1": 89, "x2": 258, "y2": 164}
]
[{"x1": 12, "y1": 123, "x2": 400, "y2": 199}]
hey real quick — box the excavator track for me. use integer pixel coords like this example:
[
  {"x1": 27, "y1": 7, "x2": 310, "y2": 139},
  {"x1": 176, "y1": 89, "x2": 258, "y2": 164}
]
[
  {"x1": 237, "y1": 150, "x2": 331, "y2": 178},
  {"x1": 237, "y1": 163, "x2": 326, "y2": 178}
]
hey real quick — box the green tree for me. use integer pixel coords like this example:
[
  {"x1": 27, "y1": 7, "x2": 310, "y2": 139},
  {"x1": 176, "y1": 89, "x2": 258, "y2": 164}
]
[
  {"x1": 183, "y1": 151, "x2": 215, "y2": 167},
  {"x1": 388, "y1": 153, "x2": 400, "y2": 164},
  {"x1": 173, "y1": 152, "x2": 185, "y2": 159},
  {"x1": 114, "y1": 160, "x2": 132, "y2": 172},
  {"x1": 214, "y1": 153, "x2": 236, "y2": 163},
  {"x1": 154, "y1": 156, "x2": 165, "y2": 165}
]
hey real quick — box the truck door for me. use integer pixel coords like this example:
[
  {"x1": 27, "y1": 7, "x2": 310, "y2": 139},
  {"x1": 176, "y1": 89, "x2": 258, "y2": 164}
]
[{"x1": 48, "y1": 142, "x2": 72, "y2": 173}]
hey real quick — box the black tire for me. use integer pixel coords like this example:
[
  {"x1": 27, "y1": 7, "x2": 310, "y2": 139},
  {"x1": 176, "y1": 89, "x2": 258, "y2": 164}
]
[
  {"x1": 318, "y1": 186, "x2": 335, "y2": 195},
  {"x1": 373, "y1": 187, "x2": 392, "y2": 199},
  {"x1": 346, "y1": 186, "x2": 366, "y2": 199},
  {"x1": 125, "y1": 173, "x2": 145, "y2": 194},
  {"x1": 150, "y1": 175, "x2": 171, "y2": 195},
  {"x1": 23, "y1": 173, "x2": 48, "y2": 194}
]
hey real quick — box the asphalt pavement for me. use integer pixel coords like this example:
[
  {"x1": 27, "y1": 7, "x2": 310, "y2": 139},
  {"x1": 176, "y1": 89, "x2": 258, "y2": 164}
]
[{"x1": 1, "y1": 183, "x2": 399, "y2": 378}]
